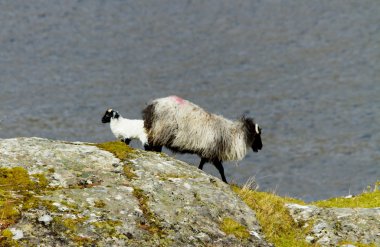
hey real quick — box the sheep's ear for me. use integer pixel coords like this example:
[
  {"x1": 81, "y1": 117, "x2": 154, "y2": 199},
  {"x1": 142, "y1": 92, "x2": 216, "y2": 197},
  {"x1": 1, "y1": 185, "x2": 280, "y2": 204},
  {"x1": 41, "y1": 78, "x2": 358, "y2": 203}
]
[{"x1": 113, "y1": 111, "x2": 120, "y2": 119}]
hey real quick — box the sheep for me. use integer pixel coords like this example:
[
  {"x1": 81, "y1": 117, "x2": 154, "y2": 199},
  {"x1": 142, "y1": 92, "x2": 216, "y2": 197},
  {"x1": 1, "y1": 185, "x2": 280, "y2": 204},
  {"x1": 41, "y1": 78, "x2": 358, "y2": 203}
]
[
  {"x1": 142, "y1": 95, "x2": 262, "y2": 183},
  {"x1": 101, "y1": 109, "x2": 149, "y2": 150}
]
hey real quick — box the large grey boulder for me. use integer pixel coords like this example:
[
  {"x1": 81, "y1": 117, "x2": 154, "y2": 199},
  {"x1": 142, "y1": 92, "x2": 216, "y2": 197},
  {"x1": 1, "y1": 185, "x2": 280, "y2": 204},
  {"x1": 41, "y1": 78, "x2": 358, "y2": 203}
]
[
  {"x1": 0, "y1": 137, "x2": 270, "y2": 246},
  {"x1": 2, "y1": 137, "x2": 379, "y2": 247},
  {"x1": 286, "y1": 203, "x2": 380, "y2": 246}
]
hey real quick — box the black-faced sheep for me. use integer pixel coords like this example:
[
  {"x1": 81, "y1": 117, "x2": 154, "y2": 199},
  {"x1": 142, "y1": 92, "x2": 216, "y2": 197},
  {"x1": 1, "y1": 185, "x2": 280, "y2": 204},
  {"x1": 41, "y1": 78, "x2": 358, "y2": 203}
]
[
  {"x1": 102, "y1": 109, "x2": 149, "y2": 150},
  {"x1": 142, "y1": 96, "x2": 262, "y2": 183}
]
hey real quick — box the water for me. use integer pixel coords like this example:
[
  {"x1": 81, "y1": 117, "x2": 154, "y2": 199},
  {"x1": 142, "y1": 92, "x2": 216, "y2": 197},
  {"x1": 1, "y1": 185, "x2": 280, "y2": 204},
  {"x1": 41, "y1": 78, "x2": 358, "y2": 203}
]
[{"x1": 0, "y1": 0, "x2": 379, "y2": 201}]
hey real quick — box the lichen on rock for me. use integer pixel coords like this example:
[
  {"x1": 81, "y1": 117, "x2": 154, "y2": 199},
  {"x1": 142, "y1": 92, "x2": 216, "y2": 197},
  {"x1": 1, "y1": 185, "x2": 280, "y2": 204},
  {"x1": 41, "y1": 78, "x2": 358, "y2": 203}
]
[{"x1": 286, "y1": 203, "x2": 380, "y2": 246}]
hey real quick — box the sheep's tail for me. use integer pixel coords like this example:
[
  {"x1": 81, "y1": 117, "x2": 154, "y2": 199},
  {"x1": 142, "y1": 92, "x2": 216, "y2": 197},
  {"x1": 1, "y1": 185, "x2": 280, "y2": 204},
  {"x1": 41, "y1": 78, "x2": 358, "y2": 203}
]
[
  {"x1": 241, "y1": 116, "x2": 263, "y2": 152},
  {"x1": 142, "y1": 102, "x2": 158, "y2": 147},
  {"x1": 142, "y1": 103, "x2": 155, "y2": 131}
]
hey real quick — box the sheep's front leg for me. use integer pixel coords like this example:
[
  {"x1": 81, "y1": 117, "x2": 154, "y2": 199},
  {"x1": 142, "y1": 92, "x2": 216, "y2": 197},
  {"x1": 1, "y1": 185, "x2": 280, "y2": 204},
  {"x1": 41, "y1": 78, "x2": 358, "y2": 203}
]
[
  {"x1": 144, "y1": 144, "x2": 162, "y2": 152},
  {"x1": 122, "y1": 138, "x2": 131, "y2": 145},
  {"x1": 143, "y1": 143, "x2": 150, "y2": 151},
  {"x1": 213, "y1": 160, "x2": 228, "y2": 184}
]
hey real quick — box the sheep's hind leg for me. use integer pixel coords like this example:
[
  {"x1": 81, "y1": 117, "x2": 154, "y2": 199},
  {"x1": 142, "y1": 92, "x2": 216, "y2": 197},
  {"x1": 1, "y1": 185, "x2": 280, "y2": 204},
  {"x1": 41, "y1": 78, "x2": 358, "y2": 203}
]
[
  {"x1": 198, "y1": 158, "x2": 208, "y2": 170},
  {"x1": 154, "y1": 146, "x2": 162, "y2": 152},
  {"x1": 213, "y1": 160, "x2": 228, "y2": 184},
  {"x1": 143, "y1": 143, "x2": 150, "y2": 151}
]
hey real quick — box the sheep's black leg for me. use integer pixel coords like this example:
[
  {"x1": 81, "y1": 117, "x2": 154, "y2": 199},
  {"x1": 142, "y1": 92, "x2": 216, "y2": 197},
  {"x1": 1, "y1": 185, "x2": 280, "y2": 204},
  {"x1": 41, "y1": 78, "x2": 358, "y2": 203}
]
[
  {"x1": 144, "y1": 143, "x2": 150, "y2": 151},
  {"x1": 213, "y1": 160, "x2": 228, "y2": 183},
  {"x1": 198, "y1": 158, "x2": 208, "y2": 170},
  {"x1": 146, "y1": 145, "x2": 162, "y2": 152},
  {"x1": 154, "y1": 146, "x2": 162, "y2": 152},
  {"x1": 122, "y1": 138, "x2": 131, "y2": 145}
]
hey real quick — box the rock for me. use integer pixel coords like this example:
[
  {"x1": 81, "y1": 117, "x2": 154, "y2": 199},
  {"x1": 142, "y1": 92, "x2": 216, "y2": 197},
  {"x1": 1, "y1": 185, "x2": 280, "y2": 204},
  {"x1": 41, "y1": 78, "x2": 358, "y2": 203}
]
[
  {"x1": 38, "y1": 215, "x2": 53, "y2": 225},
  {"x1": 286, "y1": 203, "x2": 380, "y2": 246},
  {"x1": 2, "y1": 137, "x2": 378, "y2": 247},
  {"x1": 0, "y1": 137, "x2": 270, "y2": 246},
  {"x1": 9, "y1": 228, "x2": 24, "y2": 240}
]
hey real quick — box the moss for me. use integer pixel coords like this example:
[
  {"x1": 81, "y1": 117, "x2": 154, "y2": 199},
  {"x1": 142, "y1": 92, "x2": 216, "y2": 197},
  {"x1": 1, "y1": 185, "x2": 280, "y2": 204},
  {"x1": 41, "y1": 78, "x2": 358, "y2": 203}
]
[
  {"x1": 220, "y1": 217, "x2": 250, "y2": 239},
  {"x1": 96, "y1": 142, "x2": 171, "y2": 242},
  {"x1": 95, "y1": 141, "x2": 135, "y2": 160},
  {"x1": 0, "y1": 167, "x2": 64, "y2": 247},
  {"x1": 1, "y1": 229, "x2": 13, "y2": 239},
  {"x1": 95, "y1": 141, "x2": 138, "y2": 181},
  {"x1": 53, "y1": 215, "x2": 90, "y2": 241},
  {"x1": 71, "y1": 235, "x2": 96, "y2": 246},
  {"x1": 313, "y1": 181, "x2": 380, "y2": 208},
  {"x1": 123, "y1": 163, "x2": 137, "y2": 180},
  {"x1": 93, "y1": 143, "x2": 171, "y2": 241},
  {"x1": 60, "y1": 200, "x2": 79, "y2": 211},
  {"x1": 0, "y1": 167, "x2": 50, "y2": 230},
  {"x1": 62, "y1": 217, "x2": 82, "y2": 232},
  {"x1": 94, "y1": 199, "x2": 106, "y2": 208},
  {"x1": 0, "y1": 199, "x2": 20, "y2": 227},
  {"x1": 32, "y1": 173, "x2": 50, "y2": 190},
  {"x1": 193, "y1": 192, "x2": 201, "y2": 202},
  {"x1": 91, "y1": 220, "x2": 123, "y2": 238},
  {"x1": 159, "y1": 173, "x2": 196, "y2": 181},
  {"x1": 0, "y1": 228, "x2": 20, "y2": 247},
  {"x1": 51, "y1": 215, "x2": 112, "y2": 245},
  {"x1": 0, "y1": 167, "x2": 34, "y2": 191},
  {"x1": 132, "y1": 187, "x2": 165, "y2": 237},
  {"x1": 232, "y1": 185, "x2": 316, "y2": 247}
]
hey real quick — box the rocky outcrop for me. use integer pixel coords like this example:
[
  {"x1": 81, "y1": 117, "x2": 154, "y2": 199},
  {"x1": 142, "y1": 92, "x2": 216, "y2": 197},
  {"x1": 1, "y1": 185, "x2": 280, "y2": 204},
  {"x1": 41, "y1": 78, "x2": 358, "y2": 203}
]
[
  {"x1": 287, "y1": 204, "x2": 380, "y2": 246},
  {"x1": 0, "y1": 137, "x2": 270, "y2": 246},
  {"x1": 1, "y1": 137, "x2": 379, "y2": 247}
]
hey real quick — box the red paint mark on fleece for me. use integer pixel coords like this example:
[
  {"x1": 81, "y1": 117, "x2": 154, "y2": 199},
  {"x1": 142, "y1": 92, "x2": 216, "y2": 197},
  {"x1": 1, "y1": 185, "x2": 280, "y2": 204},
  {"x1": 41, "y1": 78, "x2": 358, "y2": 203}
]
[{"x1": 170, "y1": 95, "x2": 186, "y2": 105}]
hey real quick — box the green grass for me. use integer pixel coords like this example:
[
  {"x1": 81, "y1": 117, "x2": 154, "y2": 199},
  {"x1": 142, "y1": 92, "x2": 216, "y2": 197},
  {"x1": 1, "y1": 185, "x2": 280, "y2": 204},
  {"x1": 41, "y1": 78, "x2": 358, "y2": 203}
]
[
  {"x1": 232, "y1": 181, "x2": 380, "y2": 247},
  {"x1": 337, "y1": 241, "x2": 377, "y2": 247},
  {"x1": 232, "y1": 185, "x2": 317, "y2": 247},
  {"x1": 313, "y1": 181, "x2": 380, "y2": 208},
  {"x1": 220, "y1": 217, "x2": 250, "y2": 239}
]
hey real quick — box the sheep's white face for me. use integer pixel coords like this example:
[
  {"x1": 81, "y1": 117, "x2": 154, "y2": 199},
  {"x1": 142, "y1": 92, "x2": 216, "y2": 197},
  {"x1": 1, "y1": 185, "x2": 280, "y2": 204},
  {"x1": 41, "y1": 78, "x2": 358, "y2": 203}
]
[{"x1": 101, "y1": 109, "x2": 119, "y2": 123}]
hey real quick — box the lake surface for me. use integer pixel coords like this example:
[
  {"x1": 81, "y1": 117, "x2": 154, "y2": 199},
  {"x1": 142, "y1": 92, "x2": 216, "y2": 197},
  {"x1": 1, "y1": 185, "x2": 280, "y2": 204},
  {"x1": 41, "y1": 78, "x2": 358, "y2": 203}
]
[{"x1": 1, "y1": 0, "x2": 379, "y2": 201}]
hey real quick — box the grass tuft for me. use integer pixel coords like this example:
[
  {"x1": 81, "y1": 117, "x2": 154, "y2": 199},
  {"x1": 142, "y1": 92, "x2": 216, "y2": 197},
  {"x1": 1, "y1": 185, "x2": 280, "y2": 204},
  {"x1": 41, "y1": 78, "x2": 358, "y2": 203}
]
[
  {"x1": 232, "y1": 185, "x2": 315, "y2": 247},
  {"x1": 220, "y1": 217, "x2": 250, "y2": 239},
  {"x1": 313, "y1": 181, "x2": 380, "y2": 208},
  {"x1": 337, "y1": 241, "x2": 377, "y2": 247}
]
